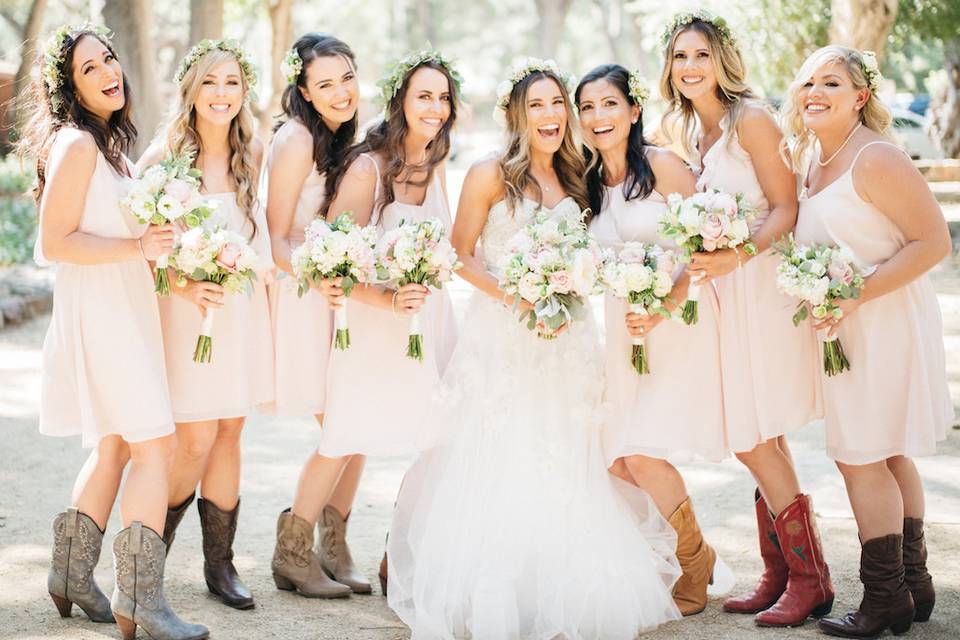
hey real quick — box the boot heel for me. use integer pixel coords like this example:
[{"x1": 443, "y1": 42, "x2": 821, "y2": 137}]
[
  {"x1": 811, "y1": 597, "x2": 834, "y2": 618},
  {"x1": 913, "y1": 600, "x2": 933, "y2": 622},
  {"x1": 115, "y1": 613, "x2": 137, "y2": 640},
  {"x1": 49, "y1": 593, "x2": 72, "y2": 617},
  {"x1": 379, "y1": 573, "x2": 388, "y2": 596},
  {"x1": 273, "y1": 573, "x2": 295, "y2": 591},
  {"x1": 891, "y1": 616, "x2": 913, "y2": 635}
]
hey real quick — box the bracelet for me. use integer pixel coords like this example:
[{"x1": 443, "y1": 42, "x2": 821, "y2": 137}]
[
  {"x1": 391, "y1": 289, "x2": 400, "y2": 315},
  {"x1": 137, "y1": 238, "x2": 146, "y2": 261},
  {"x1": 502, "y1": 291, "x2": 511, "y2": 307}
]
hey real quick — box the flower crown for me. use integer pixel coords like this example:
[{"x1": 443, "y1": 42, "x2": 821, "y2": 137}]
[
  {"x1": 41, "y1": 23, "x2": 112, "y2": 115},
  {"x1": 859, "y1": 50, "x2": 882, "y2": 93},
  {"x1": 376, "y1": 48, "x2": 463, "y2": 114},
  {"x1": 627, "y1": 70, "x2": 650, "y2": 107},
  {"x1": 175, "y1": 39, "x2": 258, "y2": 99},
  {"x1": 661, "y1": 10, "x2": 735, "y2": 48},
  {"x1": 493, "y1": 57, "x2": 576, "y2": 127},
  {"x1": 280, "y1": 47, "x2": 303, "y2": 86}
]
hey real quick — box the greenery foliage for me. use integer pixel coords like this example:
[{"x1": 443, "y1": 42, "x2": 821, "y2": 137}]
[{"x1": 0, "y1": 155, "x2": 36, "y2": 266}]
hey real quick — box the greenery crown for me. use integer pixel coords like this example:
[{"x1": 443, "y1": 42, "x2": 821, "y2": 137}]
[
  {"x1": 175, "y1": 38, "x2": 258, "y2": 98},
  {"x1": 859, "y1": 50, "x2": 882, "y2": 93},
  {"x1": 493, "y1": 57, "x2": 576, "y2": 126},
  {"x1": 280, "y1": 47, "x2": 303, "y2": 86},
  {"x1": 661, "y1": 10, "x2": 735, "y2": 48},
  {"x1": 376, "y1": 47, "x2": 463, "y2": 113},
  {"x1": 41, "y1": 23, "x2": 112, "y2": 115},
  {"x1": 627, "y1": 70, "x2": 650, "y2": 107}
]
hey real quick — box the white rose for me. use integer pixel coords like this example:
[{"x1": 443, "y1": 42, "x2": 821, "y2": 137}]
[
  {"x1": 518, "y1": 271, "x2": 544, "y2": 303},
  {"x1": 653, "y1": 270, "x2": 674, "y2": 297},
  {"x1": 570, "y1": 248, "x2": 599, "y2": 295}
]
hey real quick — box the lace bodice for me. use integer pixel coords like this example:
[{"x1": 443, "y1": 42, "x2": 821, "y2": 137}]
[{"x1": 480, "y1": 196, "x2": 582, "y2": 276}]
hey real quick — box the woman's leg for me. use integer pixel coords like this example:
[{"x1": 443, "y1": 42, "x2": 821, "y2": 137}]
[
  {"x1": 198, "y1": 417, "x2": 245, "y2": 510},
  {"x1": 167, "y1": 420, "x2": 219, "y2": 508},
  {"x1": 121, "y1": 434, "x2": 177, "y2": 534},
  {"x1": 620, "y1": 454, "x2": 688, "y2": 519},
  {"x1": 326, "y1": 454, "x2": 365, "y2": 519},
  {"x1": 72, "y1": 435, "x2": 130, "y2": 530},
  {"x1": 734, "y1": 439, "x2": 801, "y2": 515}
]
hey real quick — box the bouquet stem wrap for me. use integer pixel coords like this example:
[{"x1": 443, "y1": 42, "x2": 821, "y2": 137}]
[
  {"x1": 818, "y1": 329, "x2": 850, "y2": 377},
  {"x1": 154, "y1": 253, "x2": 171, "y2": 296},
  {"x1": 334, "y1": 302, "x2": 350, "y2": 350},
  {"x1": 682, "y1": 274, "x2": 703, "y2": 325},
  {"x1": 629, "y1": 302, "x2": 649, "y2": 375},
  {"x1": 407, "y1": 312, "x2": 423, "y2": 361},
  {"x1": 193, "y1": 309, "x2": 215, "y2": 363}
]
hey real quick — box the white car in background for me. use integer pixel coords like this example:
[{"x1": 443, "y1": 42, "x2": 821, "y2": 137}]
[{"x1": 890, "y1": 108, "x2": 942, "y2": 160}]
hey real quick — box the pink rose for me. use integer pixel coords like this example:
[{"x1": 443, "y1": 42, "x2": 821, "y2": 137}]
[
  {"x1": 549, "y1": 270, "x2": 572, "y2": 294},
  {"x1": 216, "y1": 243, "x2": 242, "y2": 272},
  {"x1": 700, "y1": 212, "x2": 730, "y2": 251},
  {"x1": 708, "y1": 192, "x2": 738, "y2": 219},
  {"x1": 828, "y1": 258, "x2": 854, "y2": 285},
  {"x1": 165, "y1": 179, "x2": 193, "y2": 205},
  {"x1": 618, "y1": 242, "x2": 647, "y2": 264}
]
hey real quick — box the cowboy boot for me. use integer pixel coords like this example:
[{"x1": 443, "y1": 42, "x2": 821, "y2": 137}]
[
  {"x1": 271, "y1": 508, "x2": 351, "y2": 598},
  {"x1": 724, "y1": 489, "x2": 789, "y2": 614},
  {"x1": 162, "y1": 493, "x2": 195, "y2": 554},
  {"x1": 668, "y1": 497, "x2": 717, "y2": 616},
  {"x1": 198, "y1": 497, "x2": 255, "y2": 609},
  {"x1": 819, "y1": 534, "x2": 915, "y2": 638},
  {"x1": 379, "y1": 550, "x2": 388, "y2": 596},
  {"x1": 903, "y1": 517, "x2": 935, "y2": 622},
  {"x1": 47, "y1": 508, "x2": 114, "y2": 622},
  {"x1": 317, "y1": 506, "x2": 372, "y2": 594},
  {"x1": 755, "y1": 494, "x2": 834, "y2": 627},
  {"x1": 111, "y1": 522, "x2": 209, "y2": 640}
]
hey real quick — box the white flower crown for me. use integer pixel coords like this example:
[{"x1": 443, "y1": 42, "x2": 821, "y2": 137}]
[
  {"x1": 493, "y1": 57, "x2": 576, "y2": 127},
  {"x1": 860, "y1": 51, "x2": 882, "y2": 93},
  {"x1": 376, "y1": 48, "x2": 462, "y2": 116},
  {"x1": 280, "y1": 48, "x2": 303, "y2": 86},
  {"x1": 661, "y1": 10, "x2": 735, "y2": 48},
  {"x1": 627, "y1": 70, "x2": 650, "y2": 107},
  {"x1": 175, "y1": 39, "x2": 258, "y2": 101},
  {"x1": 41, "y1": 23, "x2": 112, "y2": 115}
]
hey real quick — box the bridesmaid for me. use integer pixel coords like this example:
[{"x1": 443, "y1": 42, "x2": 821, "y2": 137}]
[
  {"x1": 265, "y1": 33, "x2": 370, "y2": 597},
  {"x1": 576, "y1": 64, "x2": 725, "y2": 616},
  {"x1": 783, "y1": 46, "x2": 951, "y2": 637},
  {"x1": 270, "y1": 49, "x2": 460, "y2": 597},
  {"x1": 138, "y1": 39, "x2": 271, "y2": 610},
  {"x1": 659, "y1": 11, "x2": 833, "y2": 626},
  {"x1": 23, "y1": 24, "x2": 207, "y2": 639}
]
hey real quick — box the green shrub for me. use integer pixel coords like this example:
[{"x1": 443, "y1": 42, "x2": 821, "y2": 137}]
[{"x1": 0, "y1": 155, "x2": 36, "y2": 266}]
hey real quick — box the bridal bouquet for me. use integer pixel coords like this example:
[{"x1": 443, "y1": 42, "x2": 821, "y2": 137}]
[
  {"x1": 658, "y1": 189, "x2": 756, "y2": 324},
  {"x1": 291, "y1": 212, "x2": 378, "y2": 350},
  {"x1": 603, "y1": 242, "x2": 676, "y2": 374},
  {"x1": 170, "y1": 226, "x2": 259, "y2": 363},
  {"x1": 375, "y1": 218, "x2": 461, "y2": 361},
  {"x1": 122, "y1": 155, "x2": 217, "y2": 295},
  {"x1": 774, "y1": 235, "x2": 865, "y2": 376},
  {"x1": 498, "y1": 209, "x2": 605, "y2": 340}
]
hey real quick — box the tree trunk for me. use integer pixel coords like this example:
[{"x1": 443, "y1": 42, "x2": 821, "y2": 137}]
[
  {"x1": 929, "y1": 39, "x2": 960, "y2": 158},
  {"x1": 534, "y1": 0, "x2": 573, "y2": 59},
  {"x1": 592, "y1": 0, "x2": 625, "y2": 62},
  {"x1": 829, "y1": 0, "x2": 898, "y2": 56},
  {"x1": 414, "y1": 0, "x2": 437, "y2": 49},
  {"x1": 259, "y1": 0, "x2": 293, "y2": 138},
  {"x1": 189, "y1": 0, "x2": 224, "y2": 44},
  {"x1": 103, "y1": 0, "x2": 161, "y2": 157},
  {"x1": 6, "y1": 0, "x2": 49, "y2": 139}
]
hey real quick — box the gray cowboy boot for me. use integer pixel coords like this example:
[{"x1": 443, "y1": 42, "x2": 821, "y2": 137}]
[
  {"x1": 162, "y1": 493, "x2": 195, "y2": 553},
  {"x1": 271, "y1": 508, "x2": 351, "y2": 598},
  {"x1": 198, "y1": 497, "x2": 254, "y2": 609},
  {"x1": 48, "y1": 508, "x2": 114, "y2": 622},
  {"x1": 317, "y1": 505, "x2": 372, "y2": 594},
  {"x1": 111, "y1": 522, "x2": 209, "y2": 640}
]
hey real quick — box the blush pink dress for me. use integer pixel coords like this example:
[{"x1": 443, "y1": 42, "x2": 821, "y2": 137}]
[
  {"x1": 591, "y1": 184, "x2": 728, "y2": 463},
  {"x1": 37, "y1": 129, "x2": 174, "y2": 447},
  {"x1": 795, "y1": 141, "x2": 952, "y2": 464},
  {"x1": 262, "y1": 125, "x2": 334, "y2": 416},
  {"x1": 697, "y1": 114, "x2": 821, "y2": 453},
  {"x1": 318, "y1": 154, "x2": 458, "y2": 457},
  {"x1": 157, "y1": 193, "x2": 274, "y2": 422}
]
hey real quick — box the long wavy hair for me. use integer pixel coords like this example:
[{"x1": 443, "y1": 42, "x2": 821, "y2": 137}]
[
  {"x1": 274, "y1": 33, "x2": 358, "y2": 201},
  {"x1": 18, "y1": 27, "x2": 136, "y2": 204},
  {"x1": 780, "y1": 45, "x2": 893, "y2": 174},
  {"x1": 163, "y1": 48, "x2": 259, "y2": 235},
  {"x1": 324, "y1": 60, "x2": 459, "y2": 218},
  {"x1": 500, "y1": 70, "x2": 588, "y2": 214},
  {"x1": 658, "y1": 17, "x2": 757, "y2": 159},
  {"x1": 575, "y1": 64, "x2": 655, "y2": 220}
]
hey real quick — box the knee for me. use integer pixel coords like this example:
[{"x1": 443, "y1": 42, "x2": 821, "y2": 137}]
[
  {"x1": 836, "y1": 460, "x2": 887, "y2": 480},
  {"x1": 212, "y1": 421, "x2": 244, "y2": 450},
  {"x1": 129, "y1": 434, "x2": 177, "y2": 468},
  {"x1": 623, "y1": 455, "x2": 674, "y2": 485},
  {"x1": 735, "y1": 440, "x2": 778, "y2": 469},
  {"x1": 97, "y1": 436, "x2": 130, "y2": 470},
  {"x1": 885, "y1": 455, "x2": 913, "y2": 473},
  {"x1": 178, "y1": 429, "x2": 218, "y2": 462}
]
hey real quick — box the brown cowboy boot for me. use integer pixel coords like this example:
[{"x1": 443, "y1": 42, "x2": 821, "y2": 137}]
[
  {"x1": 48, "y1": 508, "x2": 114, "y2": 622},
  {"x1": 755, "y1": 494, "x2": 834, "y2": 627},
  {"x1": 317, "y1": 506, "x2": 372, "y2": 594},
  {"x1": 198, "y1": 497, "x2": 255, "y2": 609},
  {"x1": 902, "y1": 517, "x2": 935, "y2": 622},
  {"x1": 819, "y1": 534, "x2": 915, "y2": 638},
  {"x1": 162, "y1": 493, "x2": 195, "y2": 554},
  {"x1": 668, "y1": 497, "x2": 717, "y2": 616},
  {"x1": 271, "y1": 508, "x2": 351, "y2": 599},
  {"x1": 724, "y1": 489, "x2": 789, "y2": 614}
]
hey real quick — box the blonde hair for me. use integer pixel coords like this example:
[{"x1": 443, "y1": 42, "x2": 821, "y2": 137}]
[
  {"x1": 499, "y1": 71, "x2": 589, "y2": 213},
  {"x1": 658, "y1": 19, "x2": 757, "y2": 159},
  {"x1": 164, "y1": 48, "x2": 259, "y2": 235},
  {"x1": 780, "y1": 45, "x2": 893, "y2": 173}
]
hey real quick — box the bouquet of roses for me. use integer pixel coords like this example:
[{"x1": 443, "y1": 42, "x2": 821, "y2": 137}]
[
  {"x1": 122, "y1": 155, "x2": 218, "y2": 295},
  {"x1": 170, "y1": 226, "x2": 259, "y2": 363},
  {"x1": 603, "y1": 242, "x2": 677, "y2": 375},
  {"x1": 375, "y1": 218, "x2": 461, "y2": 361},
  {"x1": 498, "y1": 209, "x2": 605, "y2": 340},
  {"x1": 774, "y1": 235, "x2": 865, "y2": 376},
  {"x1": 291, "y1": 212, "x2": 378, "y2": 350},
  {"x1": 658, "y1": 189, "x2": 757, "y2": 324}
]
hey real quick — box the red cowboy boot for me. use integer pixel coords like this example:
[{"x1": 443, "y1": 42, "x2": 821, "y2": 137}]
[{"x1": 724, "y1": 489, "x2": 788, "y2": 614}]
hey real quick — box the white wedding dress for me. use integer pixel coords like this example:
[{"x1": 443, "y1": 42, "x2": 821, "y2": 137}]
[{"x1": 388, "y1": 197, "x2": 683, "y2": 640}]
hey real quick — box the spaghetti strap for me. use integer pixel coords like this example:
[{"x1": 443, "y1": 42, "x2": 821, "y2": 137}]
[{"x1": 359, "y1": 153, "x2": 383, "y2": 226}]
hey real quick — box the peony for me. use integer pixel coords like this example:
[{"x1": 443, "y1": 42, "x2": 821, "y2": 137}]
[
  {"x1": 828, "y1": 257, "x2": 855, "y2": 285},
  {"x1": 619, "y1": 242, "x2": 647, "y2": 264},
  {"x1": 165, "y1": 178, "x2": 193, "y2": 205},
  {"x1": 653, "y1": 270, "x2": 674, "y2": 297},
  {"x1": 156, "y1": 193, "x2": 185, "y2": 221},
  {"x1": 216, "y1": 243, "x2": 241, "y2": 271},
  {"x1": 518, "y1": 271, "x2": 544, "y2": 303},
  {"x1": 570, "y1": 248, "x2": 599, "y2": 295}
]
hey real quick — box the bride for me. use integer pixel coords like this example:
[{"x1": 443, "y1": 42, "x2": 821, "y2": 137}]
[{"x1": 387, "y1": 59, "x2": 682, "y2": 640}]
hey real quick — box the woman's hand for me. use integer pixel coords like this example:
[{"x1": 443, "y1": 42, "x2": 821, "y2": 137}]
[
  {"x1": 174, "y1": 280, "x2": 224, "y2": 317},
  {"x1": 140, "y1": 224, "x2": 175, "y2": 261},
  {"x1": 811, "y1": 297, "x2": 863, "y2": 337},
  {"x1": 687, "y1": 248, "x2": 742, "y2": 283},
  {"x1": 317, "y1": 276, "x2": 345, "y2": 309},
  {"x1": 393, "y1": 284, "x2": 431, "y2": 315},
  {"x1": 626, "y1": 311, "x2": 665, "y2": 338}
]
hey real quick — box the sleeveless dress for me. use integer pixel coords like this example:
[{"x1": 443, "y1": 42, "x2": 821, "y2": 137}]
[
  {"x1": 157, "y1": 193, "x2": 274, "y2": 422},
  {"x1": 795, "y1": 141, "x2": 952, "y2": 464},
  {"x1": 262, "y1": 125, "x2": 334, "y2": 416},
  {"x1": 388, "y1": 197, "x2": 682, "y2": 640},
  {"x1": 697, "y1": 114, "x2": 821, "y2": 452},
  {"x1": 591, "y1": 185, "x2": 728, "y2": 463},
  {"x1": 37, "y1": 129, "x2": 174, "y2": 447},
  {"x1": 318, "y1": 154, "x2": 458, "y2": 457}
]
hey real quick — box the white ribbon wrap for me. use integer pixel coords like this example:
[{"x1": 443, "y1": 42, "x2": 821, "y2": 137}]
[
  {"x1": 156, "y1": 253, "x2": 169, "y2": 269},
  {"x1": 629, "y1": 302, "x2": 647, "y2": 348},
  {"x1": 334, "y1": 301, "x2": 348, "y2": 332},
  {"x1": 200, "y1": 309, "x2": 215, "y2": 338},
  {"x1": 687, "y1": 272, "x2": 704, "y2": 303},
  {"x1": 409, "y1": 311, "x2": 422, "y2": 337},
  {"x1": 817, "y1": 328, "x2": 839, "y2": 343}
]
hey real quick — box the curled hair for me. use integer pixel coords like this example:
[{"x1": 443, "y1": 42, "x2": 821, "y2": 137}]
[
  {"x1": 575, "y1": 64, "x2": 655, "y2": 220},
  {"x1": 500, "y1": 70, "x2": 588, "y2": 214},
  {"x1": 18, "y1": 27, "x2": 136, "y2": 204},
  {"x1": 274, "y1": 33, "x2": 358, "y2": 203},
  {"x1": 780, "y1": 45, "x2": 893, "y2": 173},
  {"x1": 658, "y1": 18, "x2": 757, "y2": 159},
  {"x1": 324, "y1": 60, "x2": 459, "y2": 217},
  {"x1": 162, "y1": 48, "x2": 259, "y2": 236}
]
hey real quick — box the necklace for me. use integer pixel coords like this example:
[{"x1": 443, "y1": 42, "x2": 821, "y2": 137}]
[{"x1": 818, "y1": 122, "x2": 862, "y2": 167}]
